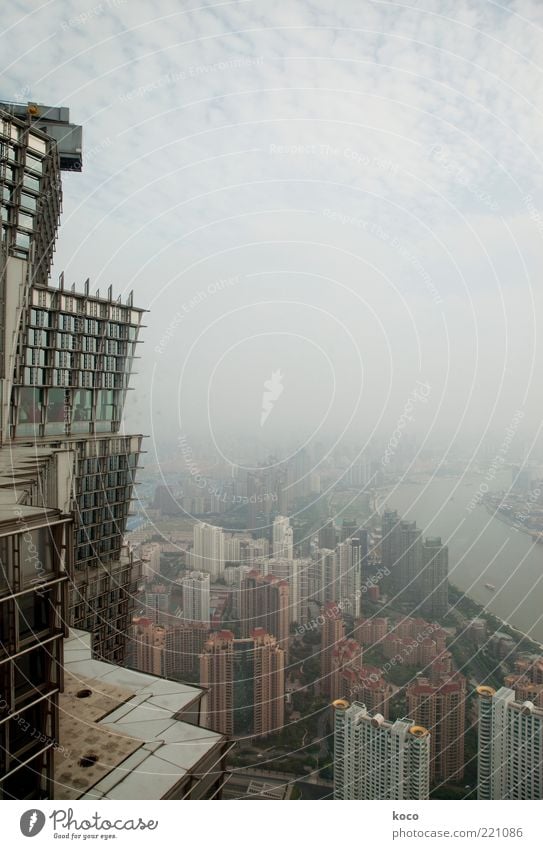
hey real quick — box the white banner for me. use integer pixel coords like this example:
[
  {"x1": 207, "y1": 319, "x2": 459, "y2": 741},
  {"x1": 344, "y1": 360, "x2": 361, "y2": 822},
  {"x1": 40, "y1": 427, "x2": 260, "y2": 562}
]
[{"x1": 2, "y1": 800, "x2": 540, "y2": 848}]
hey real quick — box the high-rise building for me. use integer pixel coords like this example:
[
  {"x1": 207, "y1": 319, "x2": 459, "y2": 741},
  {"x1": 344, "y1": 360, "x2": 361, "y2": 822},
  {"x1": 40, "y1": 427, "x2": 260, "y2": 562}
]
[
  {"x1": 381, "y1": 512, "x2": 448, "y2": 615},
  {"x1": 272, "y1": 515, "x2": 293, "y2": 560},
  {"x1": 153, "y1": 484, "x2": 182, "y2": 515},
  {"x1": 477, "y1": 685, "x2": 543, "y2": 799},
  {"x1": 333, "y1": 700, "x2": 430, "y2": 800},
  {"x1": 321, "y1": 603, "x2": 345, "y2": 697},
  {"x1": 131, "y1": 617, "x2": 166, "y2": 676},
  {"x1": 163, "y1": 621, "x2": 208, "y2": 678},
  {"x1": 239, "y1": 570, "x2": 289, "y2": 652},
  {"x1": 182, "y1": 570, "x2": 211, "y2": 625},
  {"x1": 140, "y1": 541, "x2": 161, "y2": 580},
  {"x1": 341, "y1": 666, "x2": 394, "y2": 718},
  {"x1": 381, "y1": 511, "x2": 423, "y2": 605},
  {"x1": 419, "y1": 537, "x2": 448, "y2": 617},
  {"x1": 0, "y1": 447, "x2": 73, "y2": 799},
  {"x1": 143, "y1": 582, "x2": 171, "y2": 625},
  {"x1": 337, "y1": 534, "x2": 367, "y2": 615},
  {"x1": 318, "y1": 519, "x2": 337, "y2": 551},
  {"x1": 193, "y1": 522, "x2": 225, "y2": 579},
  {"x1": 407, "y1": 675, "x2": 466, "y2": 784},
  {"x1": 0, "y1": 102, "x2": 144, "y2": 666},
  {"x1": 319, "y1": 547, "x2": 339, "y2": 603},
  {"x1": 131, "y1": 616, "x2": 208, "y2": 679},
  {"x1": 329, "y1": 638, "x2": 363, "y2": 701},
  {"x1": 200, "y1": 629, "x2": 285, "y2": 738},
  {"x1": 261, "y1": 556, "x2": 309, "y2": 625},
  {"x1": 505, "y1": 658, "x2": 543, "y2": 707}
]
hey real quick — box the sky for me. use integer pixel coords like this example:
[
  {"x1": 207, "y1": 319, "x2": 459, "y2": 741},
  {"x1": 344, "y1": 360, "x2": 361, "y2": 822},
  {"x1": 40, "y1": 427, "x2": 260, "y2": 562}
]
[{"x1": 2, "y1": 0, "x2": 543, "y2": 466}]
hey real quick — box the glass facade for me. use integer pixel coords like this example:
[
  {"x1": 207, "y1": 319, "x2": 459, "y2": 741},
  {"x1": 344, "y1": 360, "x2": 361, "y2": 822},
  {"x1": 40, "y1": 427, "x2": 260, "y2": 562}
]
[{"x1": 0, "y1": 517, "x2": 71, "y2": 800}]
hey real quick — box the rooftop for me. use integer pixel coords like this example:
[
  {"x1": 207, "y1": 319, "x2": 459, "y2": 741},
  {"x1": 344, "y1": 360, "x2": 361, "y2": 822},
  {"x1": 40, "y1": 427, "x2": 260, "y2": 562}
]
[{"x1": 56, "y1": 630, "x2": 226, "y2": 800}]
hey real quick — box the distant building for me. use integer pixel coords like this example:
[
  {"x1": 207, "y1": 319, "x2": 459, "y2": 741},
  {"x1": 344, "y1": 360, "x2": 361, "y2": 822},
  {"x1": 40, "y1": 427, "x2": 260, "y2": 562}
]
[
  {"x1": 272, "y1": 515, "x2": 293, "y2": 560},
  {"x1": 381, "y1": 511, "x2": 422, "y2": 604},
  {"x1": 477, "y1": 685, "x2": 543, "y2": 799},
  {"x1": 469, "y1": 618, "x2": 487, "y2": 644},
  {"x1": 143, "y1": 582, "x2": 171, "y2": 625},
  {"x1": 182, "y1": 570, "x2": 211, "y2": 626},
  {"x1": 131, "y1": 617, "x2": 208, "y2": 678},
  {"x1": 318, "y1": 519, "x2": 337, "y2": 551},
  {"x1": 329, "y1": 638, "x2": 363, "y2": 701},
  {"x1": 381, "y1": 513, "x2": 448, "y2": 614},
  {"x1": 341, "y1": 666, "x2": 394, "y2": 718},
  {"x1": 193, "y1": 522, "x2": 225, "y2": 579},
  {"x1": 407, "y1": 675, "x2": 466, "y2": 784},
  {"x1": 140, "y1": 542, "x2": 161, "y2": 580},
  {"x1": 321, "y1": 603, "x2": 345, "y2": 697},
  {"x1": 200, "y1": 629, "x2": 285, "y2": 738},
  {"x1": 333, "y1": 700, "x2": 430, "y2": 800},
  {"x1": 419, "y1": 537, "x2": 448, "y2": 618},
  {"x1": 153, "y1": 485, "x2": 182, "y2": 515},
  {"x1": 353, "y1": 617, "x2": 388, "y2": 647},
  {"x1": 239, "y1": 570, "x2": 289, "y2": 652}
]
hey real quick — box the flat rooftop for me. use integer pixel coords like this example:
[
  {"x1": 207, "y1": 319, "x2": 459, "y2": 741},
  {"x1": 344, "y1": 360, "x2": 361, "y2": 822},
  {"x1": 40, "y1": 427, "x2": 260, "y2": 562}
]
[{"x1": 56, "y1": 630, "x2": 226, "y2": 800}]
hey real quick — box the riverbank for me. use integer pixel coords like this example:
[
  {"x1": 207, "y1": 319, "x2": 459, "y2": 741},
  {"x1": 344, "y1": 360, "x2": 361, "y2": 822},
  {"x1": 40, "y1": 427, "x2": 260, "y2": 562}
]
[{"x1": 375, "y1": 474, "x2": 543, "y2": 644}]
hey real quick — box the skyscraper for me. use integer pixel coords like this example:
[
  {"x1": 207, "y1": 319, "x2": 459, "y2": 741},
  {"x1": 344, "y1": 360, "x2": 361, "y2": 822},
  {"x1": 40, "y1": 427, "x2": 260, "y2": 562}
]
[
  {"x1": 333, "y1": 700, "x2": 430, "y2": 800},
  {"x1": 182, "y1": 570, "x2": 211, "y2": 625},
  {"x1": 329, "y1": 638, "x2": 363, "y2": 701},
  {"x1": 200, "y1": 629, "x2": 285, "y2": 737},
  {"x1": 381, "y1": 511, "x2": 423, "y2": 605},
  {"x1": 143, "y1": 582, "x2": 170, "y2": 625},
  {"x1": 239, "y1": 570, "x2": 289, "y2": 652},
  {"x1": 0, "y1": 101, "x2": 144, "y2": 665},
  {"x1": 272, "y1": 515, "x2": 293, "y2": 560},
  {"x1": 477, "y1": 685, "x2": 543, "y2": 799},
  {"x1": 318, "y1": 518, "x2": 337, "y2": 551},
  {"x1": 193, "y1": 522, "x2": 225, "y2": 579},
  {"x1": 407, "y1": 675, "x2": 466, "y2": 784},
  {"x1": 419, "y1": 537, "x2": 449, "y2": 618},
  {"x1": 321, "y1": 603, "x2": 346, "y2": 697},
  {"x1": 0, "y1": 447, "x2": 73, "y2": 799},
  {"x1": 131, "y1": 616, "x2": 208, "y2": 679}
]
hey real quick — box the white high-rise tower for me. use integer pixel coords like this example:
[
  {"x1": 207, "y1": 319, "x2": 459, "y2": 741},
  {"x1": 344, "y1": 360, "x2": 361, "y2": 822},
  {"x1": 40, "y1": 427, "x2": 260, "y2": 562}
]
[
  {"x1": 193, "y1": 522, "x2": 225, "y2": 579},
  {"x1": 272, "y1": 515, "x2": 293, "y2": 560}
]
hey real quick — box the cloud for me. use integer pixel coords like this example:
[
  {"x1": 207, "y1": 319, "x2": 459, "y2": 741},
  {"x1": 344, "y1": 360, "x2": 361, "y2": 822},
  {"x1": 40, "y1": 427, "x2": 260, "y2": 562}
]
[{"x1": 2, "y1": 0, "x2": 543, "y2": 451}]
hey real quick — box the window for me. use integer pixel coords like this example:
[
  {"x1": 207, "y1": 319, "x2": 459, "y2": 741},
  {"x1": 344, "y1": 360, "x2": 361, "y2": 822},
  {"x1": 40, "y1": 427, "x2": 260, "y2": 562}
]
[
  {"x1": 18, "y1": 211, "x2": 34, "y2": 230},
  {"x1": 61, "y1": 314, "x2": 75, "y2": 332},
  {"x1": 20, "y1": 528, "x2": 55, "y2": 585},
  {"x1": 13, "y1": 647, "x2": 51, "y2": 704},
  {"x1": 20, "y1": 192, "x2": 37, "y2": 213},
  {"x1": 30, "y1": 309, "x2": 48, "y2": 327},
  {"x1": 53, "y1": 369, "x2": 70, "y2": 387},
  {"x1": 28, "y1": 133, "x2": 47, "y2": 154},
  {"x1": 72, "y1": 389, "x2": 92, "y2": 421},
  {"x1": 25, "y1": 153, "x2": 43, "y2": 174},
  {"x1": 18, "y1": 590, "x2": 53, "y2": 641},
  {"x1": 15, "y1": 230, "x2": 30, "y2": 250},
  {"x1": 22, "y1": 173, "x2": 39, "y2": 192},
  {"x1": 25, "y1": 348, "x2": 45, "y2": 367}
]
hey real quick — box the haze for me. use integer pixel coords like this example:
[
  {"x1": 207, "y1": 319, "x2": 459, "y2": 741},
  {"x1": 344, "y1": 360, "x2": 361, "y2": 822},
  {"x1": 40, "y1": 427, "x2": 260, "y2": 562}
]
[{"x1": 3, "y1": 0, "x2": 543, "y2": 466}]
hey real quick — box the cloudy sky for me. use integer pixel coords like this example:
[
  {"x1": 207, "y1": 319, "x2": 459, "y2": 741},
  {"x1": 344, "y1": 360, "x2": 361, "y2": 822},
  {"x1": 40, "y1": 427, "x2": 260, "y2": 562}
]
[{"x1": 2, "y1": 0, "x2": 543, "y2": 464}]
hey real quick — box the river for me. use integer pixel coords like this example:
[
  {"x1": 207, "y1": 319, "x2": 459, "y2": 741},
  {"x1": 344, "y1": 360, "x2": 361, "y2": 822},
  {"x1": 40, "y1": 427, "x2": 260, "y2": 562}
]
[{"x1": 377, "y1": 470, "x2": 543, "y2": 643}]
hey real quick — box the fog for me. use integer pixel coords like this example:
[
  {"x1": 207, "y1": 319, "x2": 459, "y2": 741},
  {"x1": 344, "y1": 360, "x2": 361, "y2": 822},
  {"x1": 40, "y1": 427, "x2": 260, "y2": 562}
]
[{"x1": 4, "y1": 0, "x2": 543, "y2": 464}]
